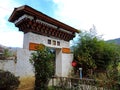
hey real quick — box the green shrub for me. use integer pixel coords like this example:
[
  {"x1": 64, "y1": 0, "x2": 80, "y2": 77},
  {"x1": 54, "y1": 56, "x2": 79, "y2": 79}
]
[
  {"x1": 0, "y1": 70, "x2": 20, "y2": 90},
  {"x1": 30, "y1": 44, "x2": 54, "y2": 90}
]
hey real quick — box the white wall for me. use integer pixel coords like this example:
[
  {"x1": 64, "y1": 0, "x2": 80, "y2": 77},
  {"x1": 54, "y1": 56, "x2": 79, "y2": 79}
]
[
  {"x1": 0, "y1": 48, "x2": 34, "y2": 77},
  {"x1": 23, "y1": 32, "x2": 70, "y2": 49},
  {"x1": 55, "y1": 48, "x2": 62, "y2": 76},
  {"x1": 16, "y1": 48, "x2": 34, "y2": 77},
  {"x1": 0, "y1": 32, "x2": 73, "y2": 78},
  {"x1": 0, "y1": 48, "x2": 73, "y2": 77},
  {"x1": 0, "y1": 60, "x2": 16, "y2": 74},
  {"x1": 61, "y1": 53, "x2": 73, "y2": 76},
  {"x1": 55, "y1": 48, "x2": 73, "y2": 77}
]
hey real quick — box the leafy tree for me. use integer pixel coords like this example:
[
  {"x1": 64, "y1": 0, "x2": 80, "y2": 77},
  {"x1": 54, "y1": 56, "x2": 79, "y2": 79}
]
[
  {"x1": 30, "y1": 44, "x2": 54, "y2": 90},
  {"x1": 72, "y1": 30, "x2": 120, "y2": 79}
]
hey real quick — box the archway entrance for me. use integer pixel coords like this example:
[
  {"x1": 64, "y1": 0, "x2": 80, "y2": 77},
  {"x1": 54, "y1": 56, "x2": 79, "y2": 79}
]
[{"x1": 9, "y1": 5, "x2": 79, "y2": 77}]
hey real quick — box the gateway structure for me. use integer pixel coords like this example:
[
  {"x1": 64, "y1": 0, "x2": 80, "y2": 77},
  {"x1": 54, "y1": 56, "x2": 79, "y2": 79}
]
[{"x1": 9, "y1": 5, "x2": 79, "y2": 77}]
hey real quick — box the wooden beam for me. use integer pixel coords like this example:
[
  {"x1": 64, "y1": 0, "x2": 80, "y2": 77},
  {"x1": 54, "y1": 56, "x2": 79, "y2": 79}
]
[{"x1": 15, "y1": 18, "x2": 74, "y2": 41}]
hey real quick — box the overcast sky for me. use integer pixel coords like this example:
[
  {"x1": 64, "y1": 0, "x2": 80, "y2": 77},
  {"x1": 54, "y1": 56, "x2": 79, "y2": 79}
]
[{"x1": 0, "y1": 0, "x2": 120, "y2": 47}]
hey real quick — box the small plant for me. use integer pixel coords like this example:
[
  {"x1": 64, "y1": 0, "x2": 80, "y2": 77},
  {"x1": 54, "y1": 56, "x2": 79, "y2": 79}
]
[
  {"x1": 0, "y1": 70, "x2": 20, "y2": 90},
  {"x1": 3, "y1": 48, "x2": 11, "y2": 59}
]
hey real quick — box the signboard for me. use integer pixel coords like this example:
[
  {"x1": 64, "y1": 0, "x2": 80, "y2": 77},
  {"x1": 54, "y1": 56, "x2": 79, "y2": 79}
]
[{"x1": 62, "y1": 48, "x2": 70, "y2": 53}]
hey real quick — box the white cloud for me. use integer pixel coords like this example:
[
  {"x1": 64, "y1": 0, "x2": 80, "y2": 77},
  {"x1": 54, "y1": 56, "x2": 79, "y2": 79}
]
[
  {"x1": 53, "y1": 0, "x2": 120, "y2": 40},
  {"x1": 0, "y1": 0, "x2": 23, "y2": 47},
  {"x1": 0, "y1": 0, "x2": 21, "y2": 30},
  {"x1": 0, "y1": 31, "x2": 23, "y2": 47},
  {"x1": 1, "y1": 0, "x2": 120, "y2": 47}
]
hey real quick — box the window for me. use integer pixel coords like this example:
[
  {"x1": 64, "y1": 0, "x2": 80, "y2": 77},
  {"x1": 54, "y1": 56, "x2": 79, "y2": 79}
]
[
  {"x1": 48, "y1": 39, "x2": 60, "y2": 46},
  {"x1": 48, "y1": 39, "x2": 51, "y2": 44},
  {"x1": 53, "y1": 40, "x2": 56, "y2": 45},
  {"x1": 57, "y1": 41, "x2": 60, "y2": 46}
]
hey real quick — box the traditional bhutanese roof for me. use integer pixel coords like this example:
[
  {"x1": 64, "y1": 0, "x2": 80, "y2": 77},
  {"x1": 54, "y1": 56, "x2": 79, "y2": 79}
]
[
  {"x1": 9, "y1": 5, "x2": 79, "y2": 41},
  {"x1": 9, "y1": 5, "x2": 79, "y2": 33}
]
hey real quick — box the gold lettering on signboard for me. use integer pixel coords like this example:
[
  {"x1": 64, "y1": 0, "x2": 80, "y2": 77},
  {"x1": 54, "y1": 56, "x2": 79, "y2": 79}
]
[
  {"x1": 29, "y1": 42, "x2": 45, "y2": 50},
  {"x1": 62, "y1": 48, "x2": 70, "y2": 53}
]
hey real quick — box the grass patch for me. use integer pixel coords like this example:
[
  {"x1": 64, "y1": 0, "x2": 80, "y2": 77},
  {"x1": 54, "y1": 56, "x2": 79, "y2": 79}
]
[{"x1": 17, "y1": 76, "x2": 35, "y2": 90}]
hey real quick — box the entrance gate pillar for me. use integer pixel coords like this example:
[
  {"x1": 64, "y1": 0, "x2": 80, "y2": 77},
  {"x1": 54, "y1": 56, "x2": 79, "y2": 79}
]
[
  {"x1": 56, "y1": 48, "x2": 73, "y2": 77},
  {"x1": 8, "y1": 5, "x2": 79, "y2": 77}
]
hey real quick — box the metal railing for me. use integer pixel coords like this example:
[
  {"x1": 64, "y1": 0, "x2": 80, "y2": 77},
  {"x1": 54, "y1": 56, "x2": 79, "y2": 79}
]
[{"x1": 51, "y1": 76, "x2": 108, "y2": 90}]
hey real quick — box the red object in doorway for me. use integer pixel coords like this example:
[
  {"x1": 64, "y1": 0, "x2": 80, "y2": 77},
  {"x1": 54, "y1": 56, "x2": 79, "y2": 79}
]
[{"x1": 72, "y1": 61, "x2": 77, "y2": 67}]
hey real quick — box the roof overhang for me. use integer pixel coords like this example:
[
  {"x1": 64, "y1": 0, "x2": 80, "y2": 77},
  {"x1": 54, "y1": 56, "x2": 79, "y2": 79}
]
[{"x1": 9, "y1": 5, "x2": 79, "y2": 33}]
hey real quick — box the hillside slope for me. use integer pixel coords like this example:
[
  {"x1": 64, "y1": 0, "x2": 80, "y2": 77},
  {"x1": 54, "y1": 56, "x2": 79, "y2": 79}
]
[{"x1": 107, "y1": 38, "x2": 120, "y2": 45}]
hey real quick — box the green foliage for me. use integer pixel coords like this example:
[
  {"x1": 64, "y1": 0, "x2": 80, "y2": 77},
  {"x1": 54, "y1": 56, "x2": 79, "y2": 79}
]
[
  {"x1": 0, "y1": 70, "x2": 20, "y2": 90},
  {"x1": 72, "y1": 30, "x2": 120, "y2": 88},
  {"x1": 2, "y1": 48, "x2": 11, "y2": 59},
  {"x1": 30, "y1": 44, "x2": 54, "y2": 90},
  {"x1": 73, "y1": 30, "x2": 120, "y2": 70}
]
